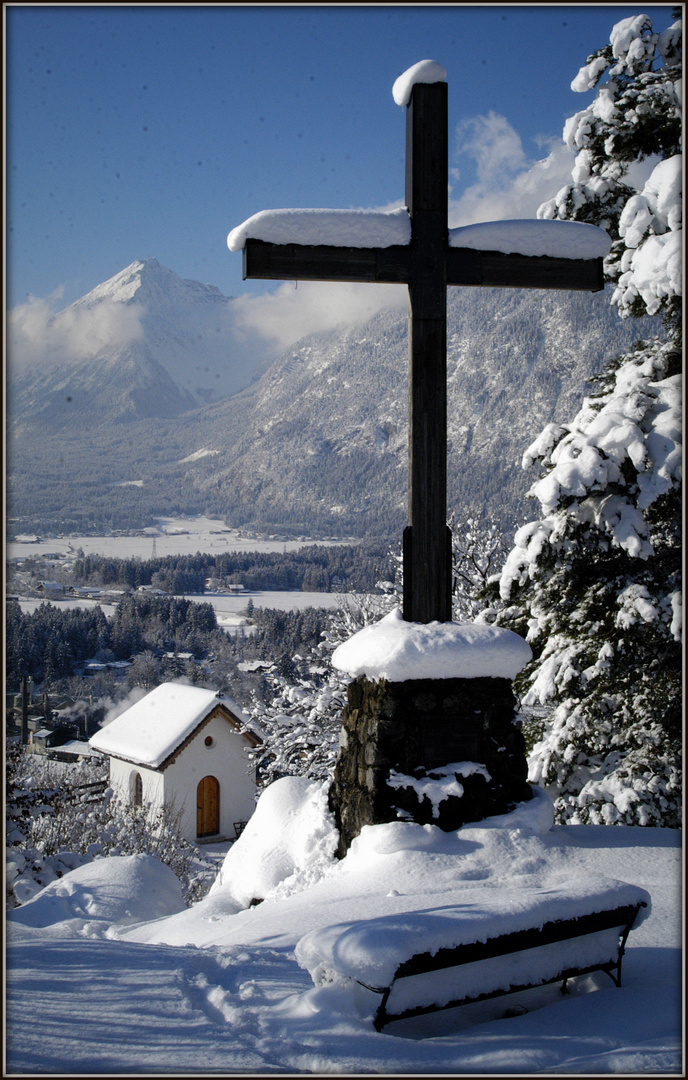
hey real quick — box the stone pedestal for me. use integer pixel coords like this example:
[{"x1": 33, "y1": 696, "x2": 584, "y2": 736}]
[{"x1": 328, "y1": 675, "x2": 532, "y2": 858}]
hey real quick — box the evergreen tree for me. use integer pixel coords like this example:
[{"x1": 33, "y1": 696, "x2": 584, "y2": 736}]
[
  {"x1": 494, "y1": 11, "x2": 682, "y2": 827},
  {"x1": 538, "y1": 9, "x2": 681, "y2": 338}
]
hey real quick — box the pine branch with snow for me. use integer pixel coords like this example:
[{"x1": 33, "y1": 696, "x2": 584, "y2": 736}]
[
  {"x1": 538, "y1": 11, "x2": 681, "y2": 337},
  {"x1": 494, "y1": 11, "x2": 682, "y2": 828}
]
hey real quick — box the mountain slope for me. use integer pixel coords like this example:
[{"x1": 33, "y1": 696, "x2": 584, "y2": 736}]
[
  {"x1": 176, "y1": 286, "x2": 655, "y2": 534},
  {"x1": 7, "y1": 264, "x2": 656, "y2": 538}
]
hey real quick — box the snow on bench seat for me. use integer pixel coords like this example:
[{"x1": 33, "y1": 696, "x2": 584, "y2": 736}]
[{"x1": 295, "y1": 876, "x2": 650, "y2": 1028}]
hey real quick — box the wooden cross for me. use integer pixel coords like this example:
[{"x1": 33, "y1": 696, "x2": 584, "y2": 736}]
[{"x1": 235, "y1": 72, "x2": 604, "y2": 624}]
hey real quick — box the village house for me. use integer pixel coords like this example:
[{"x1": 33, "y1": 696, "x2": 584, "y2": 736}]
[
  {"x1": 36, "y1": 581, "x2": 65, "y2": 596},
  {"x1": 67, "y1": 585, "x2": 103, "y2": 598},
  {"x1": 89, "y1": 683, "x2": 262, "y2": 843},
  {"x1": 30, "y1": 725, "x2": 98, "y2": 763}
]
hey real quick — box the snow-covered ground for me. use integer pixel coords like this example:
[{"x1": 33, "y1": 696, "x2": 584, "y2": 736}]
[
  {"x1": 6, "y1": 779, "x2": 682, "y2": 1074},
  {"x1": 187, "y1": 589, "x2": 345, "y2": 618},
  {"x1": 6, "y1": 515, "x2": 354, "y2": 562}
]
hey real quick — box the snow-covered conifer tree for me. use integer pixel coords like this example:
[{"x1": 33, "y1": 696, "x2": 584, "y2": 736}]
[
  {"x1": 246, "y1": 593, "x2": 395, "y2": 786},
  {"x1": 495, "y1": 10, "x2": 682, "y2": 827},
  {"x1": 538, "y1": 9, "x2": 681, "y2": 336}
]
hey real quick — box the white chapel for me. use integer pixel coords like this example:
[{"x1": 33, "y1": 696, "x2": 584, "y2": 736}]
[{"x1": 89, "y1": 682, "x2": 261, "y2": 843}]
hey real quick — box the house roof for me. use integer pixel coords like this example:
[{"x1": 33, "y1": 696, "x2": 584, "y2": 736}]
[{"x1": 88, "y1": 683, "x2": 254, "y2": 769}]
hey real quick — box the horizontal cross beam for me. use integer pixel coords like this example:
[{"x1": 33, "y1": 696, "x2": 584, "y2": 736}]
[
  {"x1": 243, "y1": 240, "x2": 411, "y2": 284},
  {"x1": 244, "y1": 238, "x2": 604, "y2": 292}
]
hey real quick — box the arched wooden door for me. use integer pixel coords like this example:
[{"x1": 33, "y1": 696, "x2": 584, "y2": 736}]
[{"x1": 196, "y1": 775, "x2": 219, "y2": 838}]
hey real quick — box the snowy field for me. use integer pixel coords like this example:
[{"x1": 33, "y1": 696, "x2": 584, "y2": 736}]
[
  {"x1": 16, "y1": 590, "x2": 345, "y2": 625},
  {"x1": 16, "y1": 598, "x2": 119, "y2": 619},
  {"x1": 10, "y1": 514, "x2": 352, "y2": 629},
  {"x1": 6, "y1": 780, "x2": 682, "y2": 1075},
  {"x1": 7, "y1": 516, "x2": 353, "y2": 562},
  {"x1": 184, "y1": 590, "x2": 346, "y2": 633}
]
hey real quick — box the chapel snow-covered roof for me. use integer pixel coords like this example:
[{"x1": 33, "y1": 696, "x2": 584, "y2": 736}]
[{"x1": 89, "y1": 683, "x2": 254, "y2": 768}]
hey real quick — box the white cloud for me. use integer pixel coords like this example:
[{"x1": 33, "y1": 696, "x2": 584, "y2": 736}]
[
  {"x1": 449, "y1": 115, "x2": 576, "y2": 227},
  {"x1": 456, "y1": 111, "x2": 528, "y2": 185},
  {"x1": 7, "y1": 292, "x2": 146, "y2": 376},
  {"x1": 231, "y1": 275, "x2": 406, "y2": 354}
]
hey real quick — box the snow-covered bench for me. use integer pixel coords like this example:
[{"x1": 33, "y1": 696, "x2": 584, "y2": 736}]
[{"x1": 295, "y1": 877, "x2": 650, "y2": 1031}]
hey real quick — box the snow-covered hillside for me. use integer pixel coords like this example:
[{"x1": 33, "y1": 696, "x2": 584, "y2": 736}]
[
  {"x1": 7, "y1": 260, "x2": 657, "y2": 537},
  {"x1": 5, "y1": 779, "x2": 681, "y2": 1074},
  {"x1": 184, "y1": 285, "x2": 655, "y2": 533}
]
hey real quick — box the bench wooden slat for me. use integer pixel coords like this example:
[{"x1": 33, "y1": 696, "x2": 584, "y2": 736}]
[
  {"x1": 367, "y1": 901, "x2": 646, "y2": 1031},
  {"x1": 393, "y1": 903, "x2": 641, "y2": 979}
]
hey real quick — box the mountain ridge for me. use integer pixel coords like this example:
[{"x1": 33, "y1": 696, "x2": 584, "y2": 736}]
[{"x1": 7, "y1": 260, "x2": 657, "y2": 539}]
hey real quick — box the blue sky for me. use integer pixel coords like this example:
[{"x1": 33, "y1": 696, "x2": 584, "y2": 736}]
[{"x1": 6, "y1": 3, "x2": 675, "y2": 316}]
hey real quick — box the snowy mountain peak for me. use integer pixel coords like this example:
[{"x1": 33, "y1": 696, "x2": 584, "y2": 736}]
[
  {"x1": 9, "y1": 260, "x2": 268, "y2": 422},
  {"x1": 71, "y1": 258, "x2": 231, "y2": 312}
]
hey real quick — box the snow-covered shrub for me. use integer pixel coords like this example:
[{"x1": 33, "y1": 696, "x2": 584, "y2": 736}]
[
  {"x1": 449, "y1": 514, "x2": 509, "y2": 621},
  {"x1": 6, "y1": 743, "x2": 215, "y2": 907},
  {"x1": 247, "y1": 593, "x2": 394, "y2": 787}
]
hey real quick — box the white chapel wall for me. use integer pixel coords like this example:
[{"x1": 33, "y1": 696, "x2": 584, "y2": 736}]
[
  {"x1": 108, "y1": 756, "x2": 165, "y2": 811},
  {"x1": 163, "y1": 712, "x2": 257, "y2": 841}
]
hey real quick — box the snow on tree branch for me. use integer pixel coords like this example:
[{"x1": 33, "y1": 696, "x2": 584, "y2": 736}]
[{"x1": 539, "y1": 12, "x2": 681, "y2": 333}]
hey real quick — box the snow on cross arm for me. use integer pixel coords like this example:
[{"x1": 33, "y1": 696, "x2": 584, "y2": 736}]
[
  {"x1": 228, "y1": 210, "x2": 610, "y2": 261},
  {"x1": 331, "y1": 607, "x2": 532, "y2": 681},
  {"x1": 449, "y1": 219, "x2": 611, "y2": 260},
  {"x1": 227, "y1": 207, "x2": 412, "y2": 252}
]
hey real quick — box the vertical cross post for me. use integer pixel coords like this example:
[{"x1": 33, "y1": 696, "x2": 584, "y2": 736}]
[
  {"x1": 232, "y1": 64, "x2": 606, "y2": 627},
  {"x1": 403, "y1": 81, "x2": 452, "y2": 623}
]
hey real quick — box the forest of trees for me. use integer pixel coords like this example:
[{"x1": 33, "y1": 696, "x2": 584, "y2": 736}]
[
  {"x1": 5, "y1": 595, "x2": 219, "y2": 685},
  {"x1": 2, "y1": 591, "x2": 339, "y2": 691},
  {"x1": 69, "y1": 542, "x2": 391, "y2": 595}
]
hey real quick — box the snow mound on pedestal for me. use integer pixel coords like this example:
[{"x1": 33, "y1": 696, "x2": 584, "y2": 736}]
[{"x1": 331, "y1": 607, "x2": 532, "y2": 681}]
